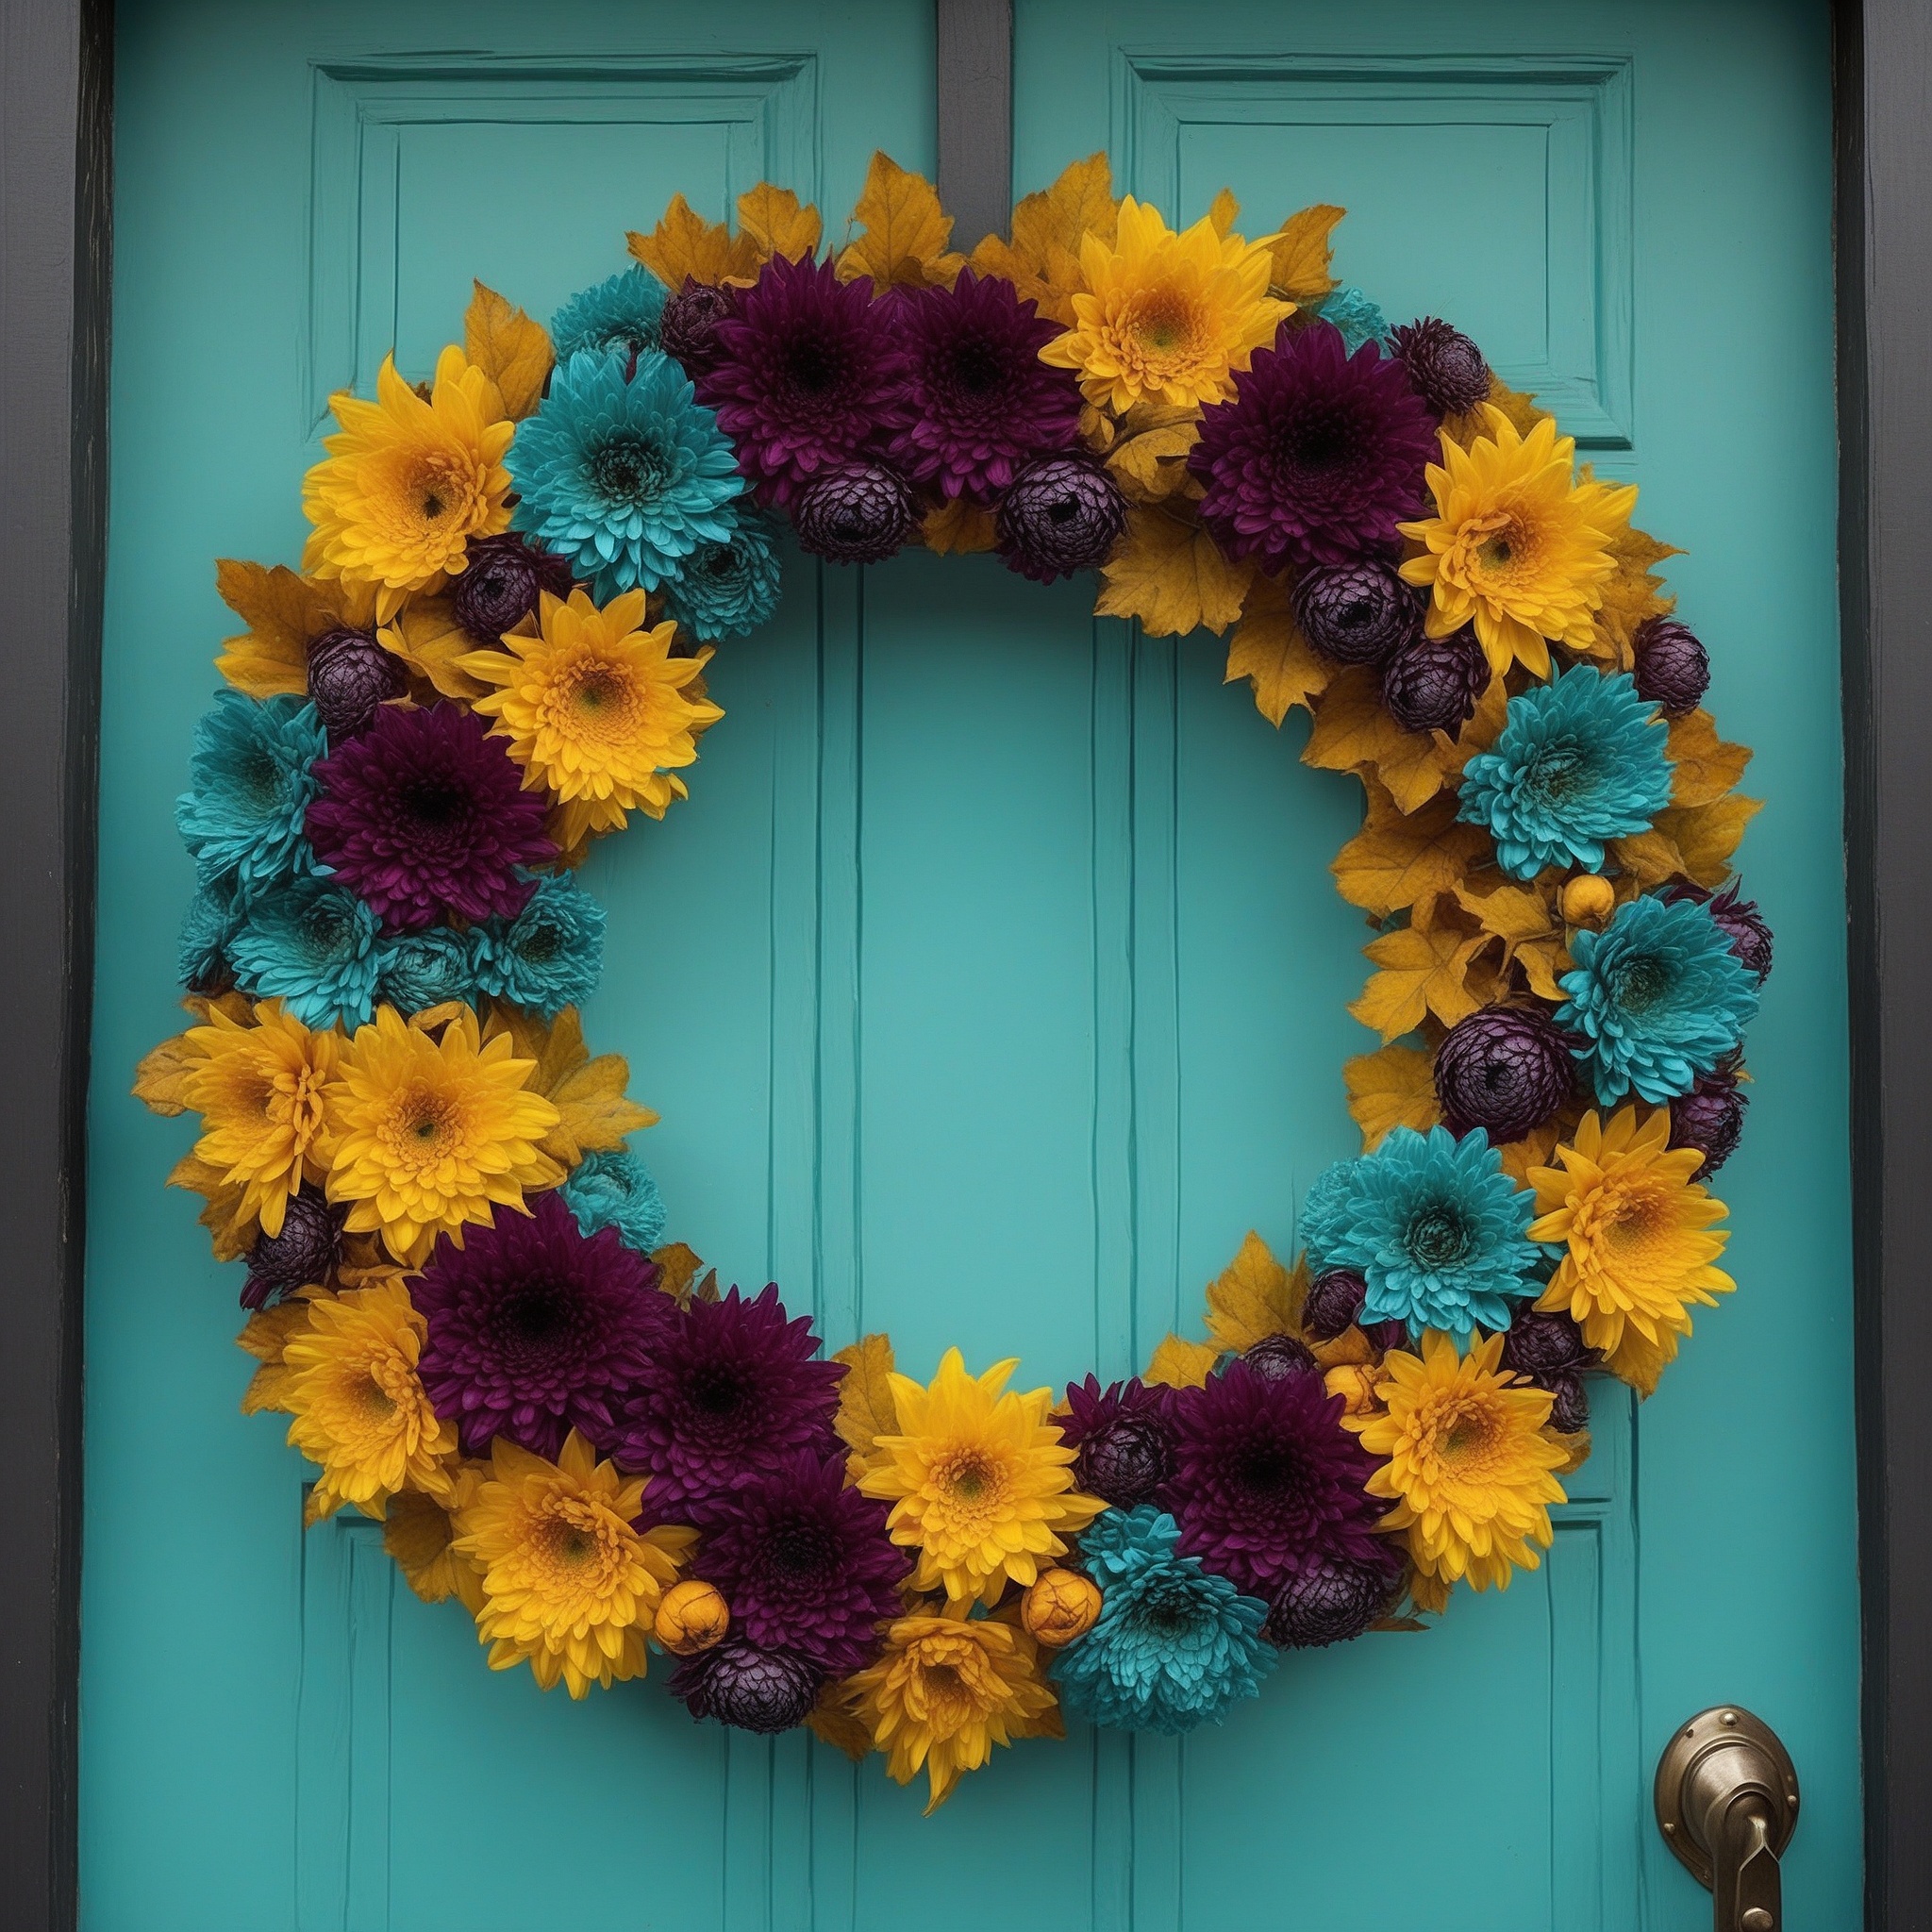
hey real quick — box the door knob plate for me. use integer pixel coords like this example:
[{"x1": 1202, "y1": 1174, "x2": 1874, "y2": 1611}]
[{"x1": 1655, "y1": 1706, "x2": 1800, "y2": 1890}]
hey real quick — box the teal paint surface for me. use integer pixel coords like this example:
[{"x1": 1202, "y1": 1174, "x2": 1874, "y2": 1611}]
[{"x1": 86, "y1": 1, "x2": 1855, "y2": 1926}]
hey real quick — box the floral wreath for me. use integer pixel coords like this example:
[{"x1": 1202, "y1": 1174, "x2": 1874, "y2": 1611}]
[{"x1": 136, "y1": 155, "x2": 1767, "y2": 1811}]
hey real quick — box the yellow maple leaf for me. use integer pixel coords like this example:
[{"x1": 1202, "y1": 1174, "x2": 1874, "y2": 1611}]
[
  {"x1": 1496, "y1": 1120, "x2": 1563, "y2": 1189},
  {"x1": 1349, "y1": 923, "x2": 1486, "y2": 1040},
  {"x1": 1666, "y1": 708, "x2": 1753, "y2": 808},
  {"x1": 1608, "y1": 826, "x2": 1689, "y2": 888},
  {"x1": 213, "y1": 558, "x2": 348, "y2": 697},
  {"x1": 1455, "y1": 877, "x2": 1557, "y2": 945},
  {"x1": 626, "y1": 192, "x2": 760, "y2": 288},
  {"x1": 921, "y1": 495, "x2": 997, "y2": 554},
  {"x1": 237, "y1": 1297, "x2": 318, "y2": 1416},
  {"x1": 1095, "y1": 502, "x2": 1253, "y2": 637},
  {"x1": 837, "y1": 152, "x2": 963, "y2": 289},
  {"x1": 1590, "y1": 522, "x2": 1683, "y2": 666},
  {"x1": 1344, "y1": 1044, "x2": 1441, "y2": 1149},
  {"x1": 1206, "y1": 187, "x2": 1241, "y2": 237},
  {"x1": 380, "y1": 599, "x2": 489, "y2": 702},
  {"x1": 1145, "y1": 1333, "x2": 1221, "y2": 1390},
  {"x1": 1303, "y1": 666, "x2": 1451, "y2": 812},
  {"x1": 735, "y1": 182, "x2": 822, "y2": 262},
  {"x1": 1333, "y1": 784, "x2": 1489, "y2": 918},
  {"x1": 830, "y1": 1334, "x2": 899, "y2": 1468},
  {"x1": 483, "y1": 1006, "x2": 657, "y2": 1165},
  {"x1": 168, "y1": 1150, "x2": 255, "y2": 1260},
  {"x1": 1204, "y1": 1231, "x2": 1306, "y2": 1353},
  {"x1": 968, "y1": 152, "x2": 1117, "y2": 323},
  {"x1": 648, "y1": 1241, "x2": 704, "y2": 1303},
  {"x1": 1105, "y1": 402, "x2": 1200, "y2": 502},
  {"x1": 463, "y1": 280, "x2": 552, "y2": 421},
  {"x1": 1224, "y1": 574, "x2": 1330, "y2": 724},
  {"x1": 1265, "y1": 204, "x2": 1345, "y2": 302},
  {"x1": 1656, "y1": 795, "x2": 1762, "y2": 887},
  {"x1": 805, "y1": 1681, "x2": 877, "y2": 1762}
]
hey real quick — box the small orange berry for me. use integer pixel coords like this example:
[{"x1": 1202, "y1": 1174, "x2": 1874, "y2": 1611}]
[
  {"x1": 1021, "y1": 1567, "x2": 1103, "y2": 1647},
  {"x1": 654, "y1": 1577, "x2": 730, "y2": 1655},
  {"x1": 1560, "y1": 874, "x2": 1617, "y2": 927}
]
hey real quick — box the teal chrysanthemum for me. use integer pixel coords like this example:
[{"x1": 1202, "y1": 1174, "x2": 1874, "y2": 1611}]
[
  {"x1": 550, "y1": 267, "x2": 667, "y2": 367},
  {"x1": 1052, "y1": 1507, "x2": 1274, "y2": 1735},
  {"x1": 471, "y1": 872, "x2": 606, "y2": 1018},
  {"x1": 176, "y1": 876, "x2": 240, "y2": 992},
  {"x1": 1457, "y1": 667, "x2": 1674, "y2": 878},
  {"x1": 508, "y1": 348, "x2": 744, "y2": 599},
  {"x1": 563, "y1": 1145, "x2": 668, "y2": 1254},
  {"x1": 663, "y1": 510, "x2": 784, "y2": 642},
  {"x1": 227, "y1": 872, "x2": 380, "y2": 1030},
  {"x1": 374, "y1": 927, "x2": 478, "y2": 1016},
  {"x1": 1300, "y1": 1124, "x2": 1541, "y2": 1341},
  {"x1": 1557, "y1": 893, "x2": 1760, "y2": 1104},
  {"x1": 175, "y1": 691, "x2": 326, "y2": 904},
  {"x1": 1312, "y1": 285, "x2": 1391, "y2": 356}
]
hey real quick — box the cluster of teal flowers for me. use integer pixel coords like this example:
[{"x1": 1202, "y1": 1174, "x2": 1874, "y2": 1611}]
[
  {"x1": 175, "y1": 691, "x2": 326, "y2": 904},
  {"x1": 562, "y1": 1144, "x2": 669, "y2": 1254},
  {"x1": 550, "y1": 265, "x2": 666, "y2": 367}
]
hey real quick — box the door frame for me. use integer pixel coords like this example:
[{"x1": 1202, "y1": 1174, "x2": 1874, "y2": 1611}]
[{"x1": 1, "y1": 0, "x2": 1923, "y2": 1924}]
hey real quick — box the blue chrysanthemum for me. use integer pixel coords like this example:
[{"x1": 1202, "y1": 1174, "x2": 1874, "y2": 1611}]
[
  {"x1": 563, "y1": 1145, "x2": 668, "y2": 1254},
  {"x1": 1457, "y1": 667, "x2": 1674, "y2": 878},
  {"x1": 175, "y1": 691, "x2": 326, "y2": 903},
  {"x1": 1052, "y1": 1507, "x2": 1274, "y2": 1735},
  {"x1": 374, "y1": 926, "x2": 478, "y2": 1016},
  {"x1": 1300, "y1": 1124, "x2": 1541, "y2": 1341},
  {"x1": 550, "y1": 266, "x2": 667, "y2": 367},
  {"x1": 227, "y1": 873, "x2": 381, "y2": 1030},
  {"x1": 1312, "y1": 284, "x2": 1391, "y2": 356},
  {"x1": 662, "y1": 510, "x2": 784, "y2": 642},
  {"x1": 176, "y1": 876, "x2": 241, "y2": 992},
  {"x1": 1557, "y1": 893, "x2": 1760, "y2": 1104},
  {"x1": 470, "y1": 872, "x2": 606, "y2": 1017},
  {"x1": 509, "y1": 348, "x2": 744, "y2": 600}
]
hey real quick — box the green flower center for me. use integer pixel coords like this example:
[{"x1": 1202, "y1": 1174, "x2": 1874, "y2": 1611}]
[
  {"x1": 1609, "y1": 951, "x2": 1670, "y2": 1012},
  {"x1": 591, "y1": 435, "x2": 671, "y2": 503},
  {"x1": 1407, "y1": 1203, "x2": 1474, "y2": 1269}
]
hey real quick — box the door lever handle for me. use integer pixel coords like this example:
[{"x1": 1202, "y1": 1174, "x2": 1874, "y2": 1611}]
[{"x1": 1655, "y1": 1707, "x2": 1800, "y2": 1932}]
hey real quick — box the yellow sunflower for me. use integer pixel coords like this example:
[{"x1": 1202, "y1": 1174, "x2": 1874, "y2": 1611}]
[
  {"x1": 323, "y1": 1006, "x2": 562, "y2": 1267},
  {"x1": 1398, "y1": 407, "x2": 1638, "y2": 677},
  {"x1": 180, "y1": 998, "x2": 338, "y2": 1241},
  {"x1": 457, "y1": 587, "x2": 724, "y2": 851},
  {"x1": 858, "y1": 1348, "x2": 1108, "y2": 1607},
  {"x1": 1528, "y1": 1105, "x2": 1733, "y2": 1390},
  {"x1": 283, "y1": 1280, "x2": 458, "y2": 1522},
  {"x1": 1349, "y1": 1330, "x2": 1568, "y2": 1595},
  {"x1": 302, "y1": 345, "x2": 514, "y2": 622},
  {"x1": 847, "y1": 1605, "x2": 1060, "y2": 1812},
  {"x1": 453, "y1": 1431, "x2": 694, "y2": 1699},
  {"x1": 1039, "y1": 196, "x2": 1291, "y2": 412}
]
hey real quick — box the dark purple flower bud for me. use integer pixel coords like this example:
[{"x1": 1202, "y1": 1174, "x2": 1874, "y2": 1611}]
[
  {"x1": 1500, "y1": 1307, "x2": 1596, "y2": 1379},
  {"x1": 1632, "y1": 616, "x2": 1710, "y2": 717},
  {"x1": 1668, "y1": 1066, "x2": 1748, "y2": 1176},
  {"x1": 659, "y1": 276, "x2": 737, "y2": 377},
  {"x1": 792, "y1": 461, "x2": 918, "y2": 564},
  {"x1": 994, "y1": 453, "x2": 1127, "y2": 583},
  {"x1": 1364, "y1": 1318, "x2": 1410, "y2": 1354},
  {"x1": 669, "y1": 1639, "x2": 822, "y2": 1734},
  {"x1": 1263, "y1": 1552, "x2": 1402, "y2": 1649},
  {"x1": 1241, "y1": 1333, "x2": 1319, "y2": 1381},
  {"x1": 1380, "y1": 625, "x2": 1489, "y2": 735},
  {"x1": 242, "y1": 1185, "x2": 346, "y2": 1309},
  {"x1": 1291, "y1": 559, "x2": 1423, "y2": 665},
  {"x1": 1547, "y1": 1376, "x2": 1591, "y2": 1435},
  {"x1": 1433, "y1": 1006, "x2": 1577, "y2": 1142},
  {"x1": 306, "y1": 626, "x2": 408, "y2": 740},
  {"x1": 1058, "y1": 1375, "x2": 1175, "y2": 1509},
  {"x1": 1387, "y1": 317, "x2": 1491, "y2": 418},
  {"x1": 1304, "y1": 1268, "x2": 1368, "y2": 1342},
  {"x1": 450, "y1": 532, "x2": 574, "y2": 643}
]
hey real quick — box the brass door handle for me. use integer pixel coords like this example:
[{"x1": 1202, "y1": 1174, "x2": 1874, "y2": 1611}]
[{"x1": 1655, "y1": 1707, "x2": 1801, "y2": 1932}]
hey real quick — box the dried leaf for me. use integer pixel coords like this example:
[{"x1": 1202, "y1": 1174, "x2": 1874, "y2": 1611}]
[
  {"x1": 626, "y1": 193, "x2": 759, "y2": 288},
  {"x1": 1656, "y1": 795, "x2": 1762, "y2": 887},
  {"x1": 831, "y1": 1334, "x2": 899, "y2": 1465},
  {"x1": 213, "y1": 559, "x2": 335, "y2": 696},
  {"x1": 735, "y1": 182, "x2": 822, "y2": 262},
  {"x1": 921, "y1": 495, "x2": 997, "y2": 555},
  {"x1": 485, "y1": 1007, "x2": 658, "y2": 1164},
  {"x1": 133, "y1": 1030, "x2": 205, "y2": 1115},
  {"x1": 1349, "y1": 924, "x2": 1487, "y2": 1040},
  {"x1": 691, "y1": 1268, "x2": 720, "y2": 1304},
  {"x1": 1666, "y1": 708, "x2": 1752, "y2": 808},
  {"x1": 1496, "y1": 1120, "x2": 1562, "y2": 1188},
  {"x1": 237, "y1": 1298, "x2": 316, "y2": 1415},
  {"x1": 1206, "y1": 187, "x2": 1241, "y2": 237},
  {"x1": 1144, "y1": 1333, "x2": 1221, "y2": 1390},
  {"x1": 168, "y1": 1151, "x2": 256, "y2": 1259},
  {"x1": 1105, "y1": 404, "x2": 1200, "y2": 502},
  {"x1": 1303, "y1": 667, "x2": 1450, "y2": 812},
  {"x1": 1204, "y1": 1231, "x2": 1305, "y2": 1354},
  {"x1": 381, "y1": 598, "x2": 488, "y2": 702},
  {"x1": 1591, "y1": 524, "x2": 1683, "y2": 666},
  {"x1": 1266, "y1": 204, "x2": 1345, "y2": 303},
  {"x1": 1608, "y1": 826, "x2": 1689, "y2": 888},
  {"x1": 1224, "y1": 573, "x2": 1330, "y2": 725},
  {"x1": 1333, "y1": 784, "x2": 1489, "y2": 918},
  {"x1": 1605, "y1": 1324, "x2": 1677, "y2": 1398},
  {"x1": 805, "y1": 1681, "x2": 876, "y2": 1761},
  {"x1": 837, "y1": 153, "x2": 963, "y2": 289},
  {"x1": 1344, "y1": 1044, "x2": 1441, "y2": 1150},
  {"x1": 968, "y1": 152, "x2": 1117, "y2": 323},
  {"x1": 463, "y1": 281, "x2": 552, "y2": 421},
  {"x1": 648, "y1": 1241, "x2": 703, "y2": 1303},
  {"x1": 1455, "y1": 878, "x2": 1557, "y2": 945},
  {"x1": 1553, "y1": 1428, "x2": 1593, "y2": 1477},
  {"x1": 1095, "y1": 502, "x2": 1253, "y2": 638}
]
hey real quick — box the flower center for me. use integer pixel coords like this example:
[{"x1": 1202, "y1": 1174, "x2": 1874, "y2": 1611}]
[
  {"x1": 946, "y1": 1452, "x2": 994, "y2": 1502},
  {"x1": 1231, "y1": 1435, "x2": 1302, "y2": 1498},
  {"x1": 947, "y1": 334, "x2": 1008, "y2": 397},
  {"x1": 782, "y1": 332, "x2": 846, "y2": 395},
  {"x1": 1131, "y1": 291, "x2": 1193, "y2": 358},
  {"x1": 361, "y1": 1374, "x2": 398, "y2": 1418},
  {"x1": 1608, "y1": 951, "x2": 1670, "y2": 1012},
  {"x1": 401, "y1": 773, "x2": 469, "y2": 830},
  {"x1": 686, "y1": 1362, "x2": 746, "y2": 1417},
  {"x1": 591, "y1": 436, "x2": 670, "y2": 503},
  {"x1": 767, "y1": 1521, "x2": 836, "y2": 1577},
  {"x1": 1407, "y1": 1202, "x2": 1474, "y2": 1269},
  {"x1": 1524, "y1": 742, "x2": 1587, "y2": 805}
]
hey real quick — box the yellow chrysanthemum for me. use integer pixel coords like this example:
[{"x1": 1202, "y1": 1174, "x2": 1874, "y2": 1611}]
[
  {"x1": 383, "y1": 1464, "x2": 488, "y2": 1612},
  {"x1": 453, "y1": 1432, "x2": 694, "y2": 1699},
  {"x1": 180, "y1": 998, "x2": 338, "y2": 1241},
  {"x1": 1039, "y1": 196, "x2": 1291, "y2": 412},
  {"x1": 283, "y1": 1280, "x2": 458, "y2": 1522},
  {"x1": 858, "y1": 1348, "x2": 1108, "y2": 1607},
  {"x1": 847, "y1": 1606, "x2": 1059, "y2": 1812},
  {"x1": 323, "y1": 1006, "x2": 563, "y2": 1267},
  {"x1": 1398, "y1": 407, "x2": 1638, "y2": 677},
  {"x1": 457, "y1": 587, "x2": 724, "y2": 851},
  {"x1": 1349, "y1": 1330, "x2": 1568, "y2": 1594},
  {"x1": 1527, "y1": 1106, "x2": 1734, "y2": 1379},
  {"x1": 302, "y1": 345, "x2": 514, "y2": 622}
]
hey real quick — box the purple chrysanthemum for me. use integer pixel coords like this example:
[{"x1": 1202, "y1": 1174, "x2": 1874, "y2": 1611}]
[
  {"x1": 1058, "y1": 1375, "x2": 1176, "y2": 1509},
  {"x1": 1387, "y1": 317, "x2": 1491, "y2": 419},
  {"x1": 409, "y1": 1191, "x2": 667, "y2": 1459},
  {"x1": 669, "y1": 1638, "x2": 823, "y2": 1734},
  {"x1": 697, "y1": 254, "x2": 911, "y2": 507},
  {"x1": 1158, "y1": 1358, "x2": 1388, "y2": 1600},
  {"x1": 1188, "y1": 322, "x2": 1438, "y2": 572},
  {"x1": 691, "y1": 1451, "x2": 907, "y2": 1674},
  {"x1": 613, "y1": 1283, "x2": 843, "y2": 1515},
  {"x1": 305, "y1": 703, "x2": 554, "y2": 932},
  {"x1": 886, "y1": 270, "x2": 1081, "y2": 501}
]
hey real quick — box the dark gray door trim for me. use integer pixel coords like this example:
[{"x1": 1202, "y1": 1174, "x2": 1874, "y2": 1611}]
[{"x1": 1, "y1": 1, "x2": 1920, "y2": 1924}]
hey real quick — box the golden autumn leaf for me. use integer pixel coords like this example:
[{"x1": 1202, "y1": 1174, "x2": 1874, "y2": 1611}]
[
  {"x1": 806, "y1": 1682, "x2": 877, "y2": 1761},
  {"x1": 1224, "y1": 573, "x2": 1330, "y2": 725},
  {"x1": 735, "y1": 182, "x2": 822, "y2": 262},
  {"x1": 921, "y1": 495, "x2": 997, "y2": 554},
  {"x1": 1095, "y1": 502, "x2": 1253, "y2": 637},
  {"x1": 1604, "y1": 1322, "x2": 1678, "y2": 1399},
  {"x1": 837, "y1": 152, "x2": 963, "y2": 289},
  {"x1": 133, "y1": 1028, "x2": 205, "y2": 1116},
  {"x1": 1590, "y1": 522, "x2": 1683, "y2": 666},
  {"x1": 648, "y1": 1241, "x2": 704, "y2": 1303},
  {"x1": 1656, "y1": 795, "x2": 1763, "y2": 887},
  {"x1": 167, "y1": 1151, "x2": 255, "y2": 1260},
  {"x1": 1666, "y1": 708, "x2": 1753, "y2": 808},
  {"x1": 831, "y1": 1334, "x2": 900, "y2": 1465},
  {"x1": 1332, "y1": 784, "x2": 1489, "y2": 919},
  {"x1": 1608, "y1": 826, "x2": 1689, "y2": 889},
  {"x1": 1145, "y1": 1333, "x2": 1221, "y2": 1390},
  {"x1": 1206, "y1": 187, "x2": 1241, "y2": 237},
  {"x1": 213, "y1": 558, "x2": 343, "y2": 697},
  {"x1": 484, "y1": 1006, "x2": 658, "y2": 1165},
  {"x1": 1496, "y1": 1119, "x2": 1563, "y2": 1189},
  {"x1": 1349, "y1": 923, "x2": 1487, "y2": 1040},
  {"x1": 1265, "y1": 204, "x2": 1345, "y2": 303},
  {"x1": 237, "y1": 1298, "x2": 317, "y2": 1416},
  {"x1": 1304, "y1": 666, "x2": 1451, "y2": 812},
  {"x1": 1344, "y1": 1044, "x2": 1441, "y2": 1149},
  {"x1": 381, "y1": 599, "x2": 490, "y2": 702},
  {"x1": 1203, "y1": 1230, "x2": 1306, "y2": 1354},
  {"x1": 463, "y1": 280, "x2": 552, "y2": 421},
  {"x1": 1455, "y1": 877, "x2": 1557, "y2": 945},
  {"x1": 626, "y1": 192, "x2": 760, "y2": 288},
  {"x1": 968, "y1": 152, "x2": 1117, "y2": 323},
  {"x1": 1105, "y1": 401, "x2": 1200, "y2": 502}
]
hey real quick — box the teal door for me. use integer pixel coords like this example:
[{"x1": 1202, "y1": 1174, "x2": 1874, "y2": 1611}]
[{"x1": 86, "y1": 2, "x2": 1856, "y2": 1927}]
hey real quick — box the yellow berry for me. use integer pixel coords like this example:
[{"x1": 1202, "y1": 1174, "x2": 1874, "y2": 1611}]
[
  {"x1": 1560, "y1": 873, "x2": 1617, "y2": 927},
  {"x1": 1324, "y1": 1363, "x2": 1380, "y2": 1418},
  {"x1": 653, "y1": 1577, "x2": 730, "y2": 1656},
  {"x1": 1021, "y1": 1567, "x2": 1103, "y2": 1647}
]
